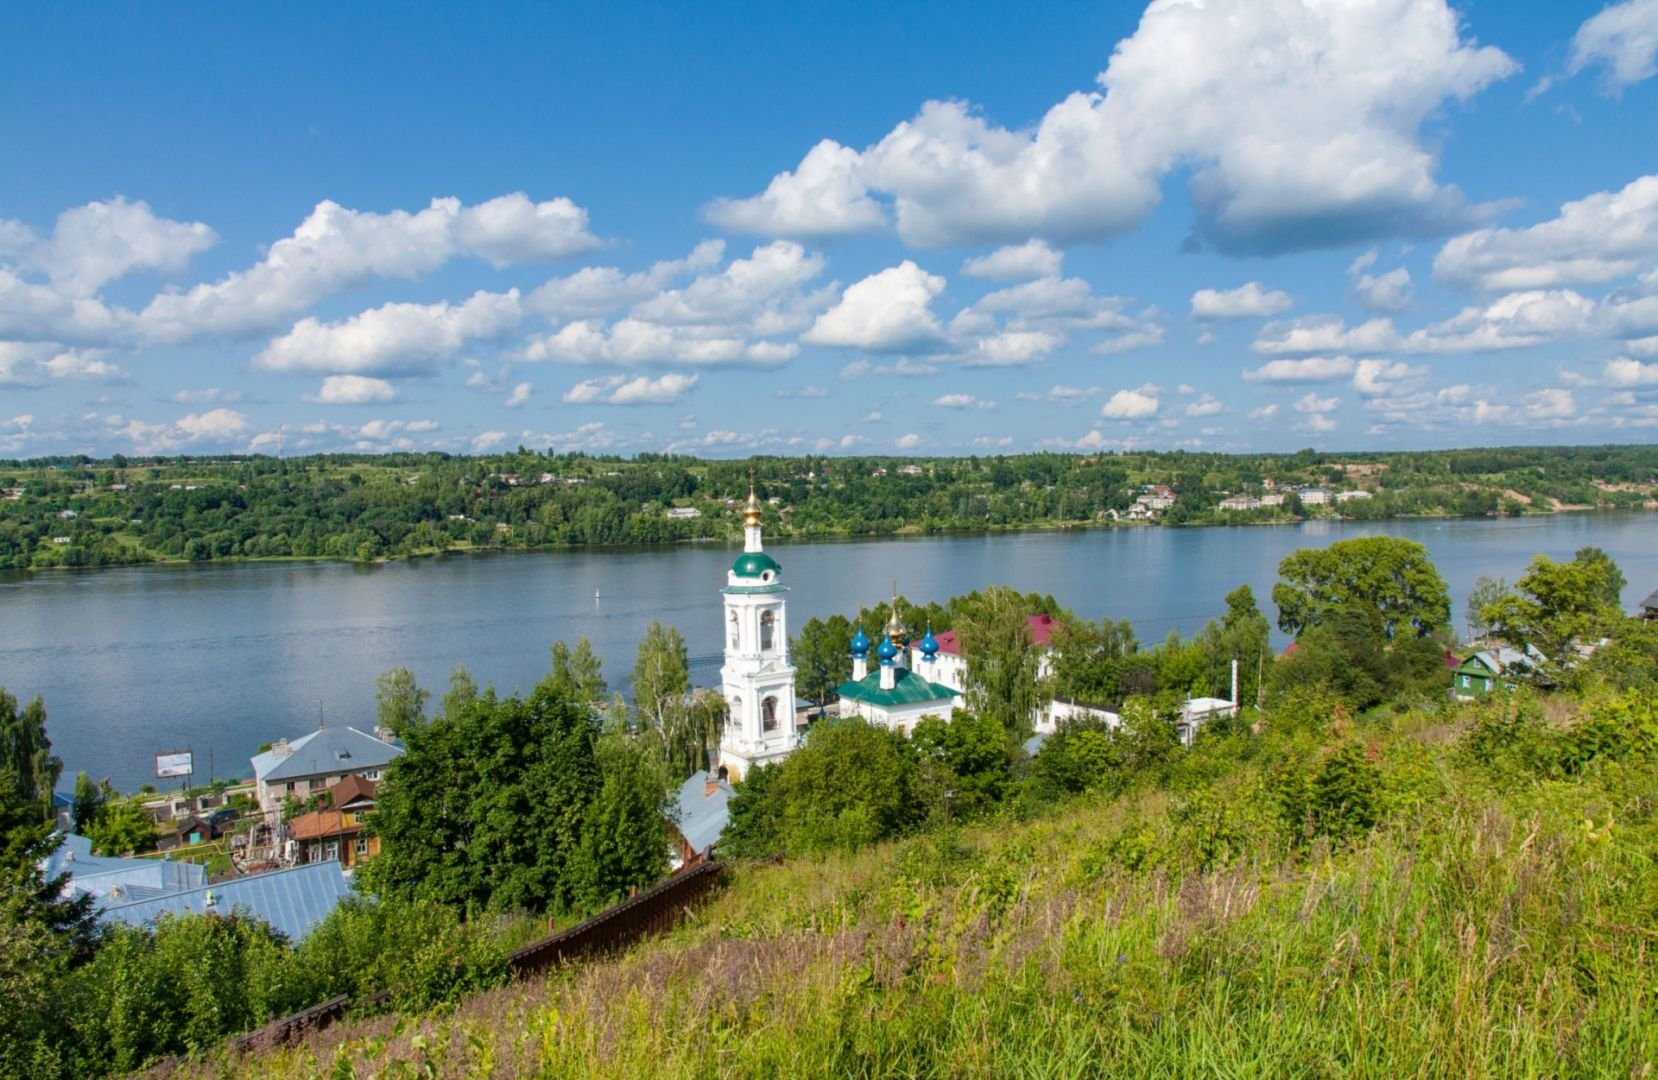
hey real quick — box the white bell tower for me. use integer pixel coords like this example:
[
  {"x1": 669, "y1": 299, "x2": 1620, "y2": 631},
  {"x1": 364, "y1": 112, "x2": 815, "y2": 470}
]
[{"x1": 717, "y1": 487, "x2": 797, "y2": 781}]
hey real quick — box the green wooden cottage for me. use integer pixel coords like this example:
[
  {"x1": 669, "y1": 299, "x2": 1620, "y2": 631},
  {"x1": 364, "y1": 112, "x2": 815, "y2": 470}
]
[{"x1": 1451, "y1": 646, "x2": 1544, "y2": 700}]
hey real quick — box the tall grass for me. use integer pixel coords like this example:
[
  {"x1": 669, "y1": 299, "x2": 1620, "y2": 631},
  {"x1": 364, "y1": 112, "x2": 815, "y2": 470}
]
[{"x1": 168, "y1": 693, "x2": 1658, "y2": 1078}]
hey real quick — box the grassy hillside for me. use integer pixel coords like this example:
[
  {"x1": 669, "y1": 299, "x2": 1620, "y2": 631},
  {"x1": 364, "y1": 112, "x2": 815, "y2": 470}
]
[{"x1": 174, "y1": 689, "x2": 1658, "y2": 1079}]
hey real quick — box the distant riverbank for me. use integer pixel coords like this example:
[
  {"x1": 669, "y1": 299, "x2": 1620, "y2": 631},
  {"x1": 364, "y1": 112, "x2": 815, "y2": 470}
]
[{"x1": 9, "y1": 503, "x2": 1653, "y2": 577}]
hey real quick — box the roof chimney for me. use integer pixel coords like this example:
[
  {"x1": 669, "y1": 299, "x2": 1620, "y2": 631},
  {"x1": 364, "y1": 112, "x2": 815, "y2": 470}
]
[{"x1": 705, "y1": 776, "x2": 720, "y2": 797}]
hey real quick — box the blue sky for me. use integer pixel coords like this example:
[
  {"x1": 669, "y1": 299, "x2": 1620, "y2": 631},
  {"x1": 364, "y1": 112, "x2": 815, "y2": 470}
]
[{"x1": 3, "y1": 0, "x2": 1658, "y2": 459}]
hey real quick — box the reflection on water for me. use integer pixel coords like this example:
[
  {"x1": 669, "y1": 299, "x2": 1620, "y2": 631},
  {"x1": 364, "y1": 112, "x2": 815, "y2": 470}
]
[{"x1": 3, "y1": 514, "x2": 1655, "y2": 792}]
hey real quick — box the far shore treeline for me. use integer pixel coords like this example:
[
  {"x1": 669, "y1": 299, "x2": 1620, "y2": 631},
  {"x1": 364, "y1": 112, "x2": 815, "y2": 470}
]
[{"x1": 2, "y1": 443, "x2": 1656, "y2": 569}]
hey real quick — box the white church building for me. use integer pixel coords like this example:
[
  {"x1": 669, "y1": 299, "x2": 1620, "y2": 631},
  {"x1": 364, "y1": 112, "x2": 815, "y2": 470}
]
[
  {"x1": 834, "y1": 603, "x2": 959, "y2": 735},
  {"x1": 715, "y1": 494, "x2": 959, "y2": 778},
  {"x1": 716, "y1": 490, "x2": 801, "y2": 782}
]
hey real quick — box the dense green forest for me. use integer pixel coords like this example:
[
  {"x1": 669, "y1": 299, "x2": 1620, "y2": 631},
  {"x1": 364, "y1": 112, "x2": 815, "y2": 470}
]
[{"x1": 2, "y1": 443, "x2": 1656, "y2": 570}]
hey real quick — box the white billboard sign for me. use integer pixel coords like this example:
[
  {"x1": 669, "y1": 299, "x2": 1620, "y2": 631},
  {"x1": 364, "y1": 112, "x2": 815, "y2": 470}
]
[{"x1": 155, "y1": 751, "x2": 194, "y2": 778}]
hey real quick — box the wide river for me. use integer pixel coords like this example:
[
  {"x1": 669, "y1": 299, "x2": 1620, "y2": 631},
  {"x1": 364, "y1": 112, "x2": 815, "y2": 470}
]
[{"x1": 3, "y1": 513, "x2": 1656, "y2": 793}]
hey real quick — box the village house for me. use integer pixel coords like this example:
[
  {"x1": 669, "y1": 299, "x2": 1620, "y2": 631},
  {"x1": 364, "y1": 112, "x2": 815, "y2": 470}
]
[
  {"x1": 250, "y1": 726, "x2": 402, "y2": 822},
  {"x1": 1178, "y1": 697, "x2": 1238, "y2": 745},
  {"x1": 1218, "y1": 494, "x2": 1261, "y2": 512},
  {"x1": 1640, "y1": 588, "x2": 1658, "y2": 622},
  {"x1": 1259, "y1": 493, "x2": 1286, "y2": 507},
  {"x1": 669, "y1": 770, "x2": 732, "y2": 868},
  {"x1": 285, "y1": 774, "x2": 382, "y2": 868},
  {"x1": 156, "y1": 809, "x2": 237, "y2": 852},
  {"x1": 1451, "y1": 646, "x2": 1547, "y2": 699},
  {"x1": 1296, "y1": 485, "x2": 1333, "y2": 505},
  {"x1": 45, "y1": 833, "x2": 207, "y2": 902},
  {"x1": 665, "y1": 506, "x2": 702, "y2": 519},
  {"x1": 1335, "y1": 490, "x2": 1373, "y2": 503},
  {"x1": 1136, "y1": 485, "x2": 1177, "y2": 511},
  {"x1": 1046, "y1": 696, "x2": 1120, "y2": 732},
  {"x1": 914, "y1": 613, "x2": 1060, "y2": 694}
]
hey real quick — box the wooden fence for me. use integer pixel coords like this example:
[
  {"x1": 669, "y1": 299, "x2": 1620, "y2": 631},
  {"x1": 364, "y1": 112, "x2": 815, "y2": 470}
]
[
  {"x1": 227, "y1": 859, "x2": 725, "y2": 1054},
  {"x1": 505, "y1": 857, "x2": 725, "y2": 977}
]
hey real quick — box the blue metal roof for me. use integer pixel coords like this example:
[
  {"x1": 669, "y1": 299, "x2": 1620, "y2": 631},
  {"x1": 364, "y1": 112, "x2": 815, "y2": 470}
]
[
  {"x1": 68, "y1": 858, "x2": 207, "y2": 901},
  {"x1": 43, "y1": 833, "x2": 207, "y2": 898},
  {"x1": 1022, "y1": 732, "x2": 1049, "y2": 757},
  {"x1": 672, "y1": 770, "x2": 732, "y2": 857},
  {"x1": 98, "y1": 861, "x2": 351, "y2": 942},
  {"x1": 250, "y1": 726, "x2": 402, "y2": 783}
]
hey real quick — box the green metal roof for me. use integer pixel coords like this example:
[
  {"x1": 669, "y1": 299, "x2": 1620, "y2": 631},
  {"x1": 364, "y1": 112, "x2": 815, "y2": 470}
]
[
  {"x1": 731, "y1": 551, "x2": 781, "y2": 579},
  {"x1": 836, "y1": 667, "x2": 957, "y2": 707},
  {"x1": 722, "y1": 583, "x2": 786, "y2": 595}
]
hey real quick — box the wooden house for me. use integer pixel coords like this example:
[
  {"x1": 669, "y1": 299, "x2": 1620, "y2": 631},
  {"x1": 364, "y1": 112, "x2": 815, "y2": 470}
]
[{"x1": 286, "y1": 774, "x2": 381, "y2": 868}]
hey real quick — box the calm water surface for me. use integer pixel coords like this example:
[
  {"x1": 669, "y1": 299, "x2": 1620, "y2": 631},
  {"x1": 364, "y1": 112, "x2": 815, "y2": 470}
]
[{"x1": 3, "y1": 514, "x2": 1656, "y2": 792}]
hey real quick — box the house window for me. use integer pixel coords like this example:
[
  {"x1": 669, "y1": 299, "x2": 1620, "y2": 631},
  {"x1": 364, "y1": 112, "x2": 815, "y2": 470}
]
[
  {"x1": 324, "y1": 841, "x2": 339, "y2": 862},
  {"x1": 762, "y1": 696, "x2": 778, "y2": 732},
  {"x1": 760, "y1": 611, "x2": 775, "y2": 651},
  {"x1": 1460, "y1": 675, "x2": 1470, "y2": 688},
  {"x1": 354, "y1": 836, "x2": 368, "y2": 857}
]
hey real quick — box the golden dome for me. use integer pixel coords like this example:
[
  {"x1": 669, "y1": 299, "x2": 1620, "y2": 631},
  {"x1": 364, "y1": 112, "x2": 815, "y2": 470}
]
[{"x1": 743, "y1": 485, "x2": 763, "y2": 528}]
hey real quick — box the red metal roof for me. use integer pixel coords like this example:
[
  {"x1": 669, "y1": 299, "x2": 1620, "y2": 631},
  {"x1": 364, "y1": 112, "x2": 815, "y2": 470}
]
[{"x1": 933, "y1": 614, "x2": 1057, "y2": 656}]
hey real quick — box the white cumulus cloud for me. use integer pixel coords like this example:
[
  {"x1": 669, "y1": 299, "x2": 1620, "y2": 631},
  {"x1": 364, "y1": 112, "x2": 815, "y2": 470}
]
[
  {"x1": 3, "y1": 197, "x2": 217, "y2": 298},
  {"x1": 140, "y1": 194, "x2": 593, "y2": 342},
  {"x1": 1568, "y1": 0, "x2": 1658, "y2": 92},
  {"x1": 931, "y1": 393, "x2": 995, "y2": 410},
  {"x1": 523, "y1": 241, "x2": 823, "y2": 367},
  {"x1": 802, "y1": 261, "x2": 947, "y2": 352},
  {"x1": 1606, "y1": 356, "x2": 1658, "y2": 385},
  {"x1": 307, "y1": 374, "x2": 399, "y2": 404},
  {"x1": 708, "y1": 0, "x2": 1515, "y2": 252},
  {"x1": 1244, "y1": 356, "x2": 1358, "y2": 382},
  {"x1": 1434, "y1": 174, "x2": 1658, "y2": 291},
  {"x1": 961, "y1": 240, "x2": 1064, "y2": 281},
  {"x1": 1348, "y1": 251, "x2": 1413, "y2": 312},
  {"x1": 1190, "y1": 281, "x2": 1293, "y2": 320},
  {"x1": 1100, "y1": 385, "x2": 1159, "y2": 419},
  {"x1": 253, "y1": 290, "x2": 522, "y2": 375},
  {"x1": 562, "y1": 372, "x2": 700, "y2": 405},
  {"x1": 703, "y1": 140, "x2": 888, "y2": 239}
]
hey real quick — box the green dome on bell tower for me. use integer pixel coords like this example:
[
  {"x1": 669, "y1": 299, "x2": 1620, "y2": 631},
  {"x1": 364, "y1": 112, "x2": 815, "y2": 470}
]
[{"x1": 731, "y1": 550, "x2": 781, "y2": 578}]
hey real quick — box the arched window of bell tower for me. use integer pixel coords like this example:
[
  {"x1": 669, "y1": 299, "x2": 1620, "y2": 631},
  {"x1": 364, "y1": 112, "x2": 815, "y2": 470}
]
[
  {"x1": 760, "y1": 610, "x2": 776, "y2": 651},
  {"x1": 762, "y1": 696, "x2": 778, "y2": 731},
  {"x1": 728, "y1": 695, "x2": 743, "y2": 729},
  {"x1": 728, "y1": 610, "x2": 739, "y2": 649}
]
